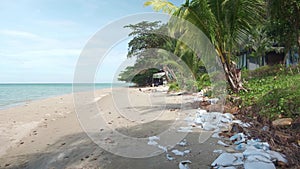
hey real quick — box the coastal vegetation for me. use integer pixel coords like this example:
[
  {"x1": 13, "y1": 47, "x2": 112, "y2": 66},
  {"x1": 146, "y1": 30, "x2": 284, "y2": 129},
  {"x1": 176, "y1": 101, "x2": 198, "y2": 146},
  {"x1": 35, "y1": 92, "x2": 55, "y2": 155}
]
[
  {"x1": 118, "y1": 1, "x2": 300, "y2": 165},
  {"x1": 119, "y1": 0, "x2": 300, "y2": 117}
]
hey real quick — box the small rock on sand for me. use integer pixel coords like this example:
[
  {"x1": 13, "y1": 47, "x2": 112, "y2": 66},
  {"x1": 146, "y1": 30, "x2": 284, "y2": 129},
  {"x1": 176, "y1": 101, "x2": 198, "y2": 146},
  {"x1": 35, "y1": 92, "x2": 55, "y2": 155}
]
[{"x1": 272, "y1": 118, "x2": 293, "y2": 127}]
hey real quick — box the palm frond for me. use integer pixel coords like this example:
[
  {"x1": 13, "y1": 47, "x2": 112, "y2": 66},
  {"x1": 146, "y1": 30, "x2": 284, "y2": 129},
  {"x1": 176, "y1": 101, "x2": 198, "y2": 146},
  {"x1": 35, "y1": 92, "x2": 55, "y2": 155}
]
[{"x1": 144, "y1": 0, "x2": 178, "y2": 14}]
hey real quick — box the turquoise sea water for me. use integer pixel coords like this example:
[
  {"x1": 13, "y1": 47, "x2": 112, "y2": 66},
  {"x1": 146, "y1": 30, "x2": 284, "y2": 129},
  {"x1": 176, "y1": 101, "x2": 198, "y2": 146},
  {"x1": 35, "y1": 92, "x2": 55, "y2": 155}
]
[{"x1": 0, "y1": 83, "x2": 126, "y2": 109}]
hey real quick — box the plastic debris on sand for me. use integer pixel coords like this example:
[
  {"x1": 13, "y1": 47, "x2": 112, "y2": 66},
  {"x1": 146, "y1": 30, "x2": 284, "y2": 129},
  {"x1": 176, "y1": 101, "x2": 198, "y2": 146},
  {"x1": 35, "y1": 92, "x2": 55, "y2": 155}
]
[
  {"x1": 148, "y1": 136, "x2": 160, "y2": 145},
  {"x1": 177, "y1": 139, "x2": 187, "y2": 146},
  {"x1": 217, "y1": 140, "x2": 230, "y2": 147},
  {"x1": 179, "y1": 160, "x2": 192, "y2": 169}
]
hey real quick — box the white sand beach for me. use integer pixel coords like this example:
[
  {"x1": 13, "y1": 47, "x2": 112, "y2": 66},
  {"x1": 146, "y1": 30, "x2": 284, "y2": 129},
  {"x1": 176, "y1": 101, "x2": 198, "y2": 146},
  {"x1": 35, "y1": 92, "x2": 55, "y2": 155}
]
[{"x1": 0, "y1": 87, "x2": 223, "y2": 169}]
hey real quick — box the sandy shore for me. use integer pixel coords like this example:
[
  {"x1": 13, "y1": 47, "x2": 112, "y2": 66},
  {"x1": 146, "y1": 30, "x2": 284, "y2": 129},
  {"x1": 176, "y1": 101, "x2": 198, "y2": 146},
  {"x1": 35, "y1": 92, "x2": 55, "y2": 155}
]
[{"x1": 0, "y1": 87, "x2": 224, "y2": 169}]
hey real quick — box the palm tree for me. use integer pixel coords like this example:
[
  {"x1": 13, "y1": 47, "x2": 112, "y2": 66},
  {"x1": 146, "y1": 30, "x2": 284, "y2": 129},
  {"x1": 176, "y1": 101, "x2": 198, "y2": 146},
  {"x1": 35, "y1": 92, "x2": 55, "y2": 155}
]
[{"x1": 145, "y1": 0, "x2": 266, "y2": 92}]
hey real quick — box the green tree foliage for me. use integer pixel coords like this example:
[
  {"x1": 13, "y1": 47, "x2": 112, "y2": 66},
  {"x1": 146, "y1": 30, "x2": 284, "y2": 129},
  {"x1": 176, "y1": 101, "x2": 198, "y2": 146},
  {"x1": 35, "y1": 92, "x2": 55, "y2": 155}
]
[
  {"x1": 119, "y1": 21, "x2": 173, "y2": 86},
  {"x1": 267, "y1": 0, "x2": 300, "y2": 62},
  {"x1": 118, "y1": 67, "x2": 160, "y2": 86},
  {"x1": 119, "y1": 21, "x2": 205, "y2": 88},
  {"x1": 124, "y1": 21, "x2": 172, "y2": 58},
  {"x1": 145, "y1": 0, "x2": 266, "y2": 92}
]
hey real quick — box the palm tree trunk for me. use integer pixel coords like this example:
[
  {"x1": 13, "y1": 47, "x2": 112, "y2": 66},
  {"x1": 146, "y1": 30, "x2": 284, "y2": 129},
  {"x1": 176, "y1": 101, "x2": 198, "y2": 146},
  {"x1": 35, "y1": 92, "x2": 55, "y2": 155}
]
[
  {"x1": 218, "y1": 50, "x2": 246, "y2": 93},
  {"x1": 163, "y1": 65, "x2": 177, "y2": 82}
]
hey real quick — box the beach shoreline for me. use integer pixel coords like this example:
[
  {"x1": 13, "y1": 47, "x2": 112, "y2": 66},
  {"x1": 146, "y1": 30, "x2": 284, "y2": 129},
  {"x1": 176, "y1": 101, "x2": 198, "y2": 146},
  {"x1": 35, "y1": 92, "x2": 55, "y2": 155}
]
[{"x1": 0, "y1": 86, "x2": 221, "y2": 169}]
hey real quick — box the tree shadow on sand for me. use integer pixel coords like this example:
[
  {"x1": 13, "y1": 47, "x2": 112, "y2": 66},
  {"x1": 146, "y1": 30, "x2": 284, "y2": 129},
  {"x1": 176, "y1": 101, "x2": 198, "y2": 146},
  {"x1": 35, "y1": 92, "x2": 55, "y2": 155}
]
[{"x1": 1, "y1": 118, "x2": 221, "y2": 169}]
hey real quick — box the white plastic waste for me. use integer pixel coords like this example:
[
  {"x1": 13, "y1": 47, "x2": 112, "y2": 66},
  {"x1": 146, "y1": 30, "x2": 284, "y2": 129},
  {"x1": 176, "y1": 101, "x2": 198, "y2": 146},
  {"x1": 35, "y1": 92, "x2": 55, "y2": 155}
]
[
  {"x1": 235, "y1": 143, "x2": 247, "y2": 151},
  {"x1": 243, "y1": 146, "x2": 271, "y2": 160},
  {"x1": 208, "y1": 98, "x2": 219, "y2": 104},
  {"x1": 158, "y1": 145, "x2": 168, "y2": 152},
  {"x1": 179, "y1": 160, "x2": 192, "y2": 169},
  {"x1": 247, "y1": 139, "x2": 270, "y2": 150},
  {"x1": 184, "y1": 150, "x2": 191, "y2": 154},
  {"x1": 247, "y1": 154, "x2": 272, "y2": 163},
  {"x1": 217, "y1": 140, "x2": 229, "y2": 147},
  {"x1": 194, "y1": 97, "x2": 203, "y2": 102},
  {"x1": 196, "y1": 109, "x2": 207, "y2": 115},
  {"x1": 177, "y1": 139, "x2": 188, "y2": 146},
  {"x1": 149, "y1": 136, "x2": 160, "y2": 140},
  {"x1": 171, "y1": 149, "x2": 191, "y2": 156},
  {"x1": 218, "y1": 167, "x2": 236, "y2": 169},
  {"x1": 211, "y1": 153, "x2": 244, "y2": 167},
  {"x1": 244, "y1": 161, "x2": 276, "y2": 169},
  {"x1": 213, "y1": 149, "x2": 224, "y2": 154},
  {"x1": 177, "y1": 126, "x2": 193, "y2": 133},
  {"x1": 203, "y1": 122, "x2": 218, "y2": 131},
  {"x1": 230, "y1": 133, "x2": 246, "y2": 145},
  {"x1": 267, "y1": 150, "x2": 287, "y2": 163},
  {"x1": 166, "y1": 154, "x2": 174, "y2": 161},
  {"x1": 148, "y1": 136, "x2": 160, "y2": 145},
  {"x1": 147, "y1": 140, "x2": 158, "y2": 145},
  {"x1": 193, "y1": 110, "x2": 234, "y2": 132},
  {"x1": 172, "y1": 149, "x2": 185, "y2": 156}
]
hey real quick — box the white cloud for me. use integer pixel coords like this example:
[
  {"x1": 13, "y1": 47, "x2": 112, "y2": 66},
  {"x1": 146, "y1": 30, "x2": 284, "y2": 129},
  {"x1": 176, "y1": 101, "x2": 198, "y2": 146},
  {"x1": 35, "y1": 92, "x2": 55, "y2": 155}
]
[
  {"x1": 0, "y1": 30, "x2": 40, "y2": 40},
  {"x1": 0, "y1": 29, "x2": 61, "y2": 46},
  {"x1": 0, "y1": 48, "x2": 81, "y2": 58},
  {"x1": 37, "y1": 20, "x2": 78, "y2": 27}
]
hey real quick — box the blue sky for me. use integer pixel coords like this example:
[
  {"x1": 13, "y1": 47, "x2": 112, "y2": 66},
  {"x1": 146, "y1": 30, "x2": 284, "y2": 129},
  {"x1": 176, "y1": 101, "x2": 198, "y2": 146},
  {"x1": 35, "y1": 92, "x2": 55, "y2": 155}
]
[{"x1": 0, "y1": 0, "x2": 183, "y2": 83}]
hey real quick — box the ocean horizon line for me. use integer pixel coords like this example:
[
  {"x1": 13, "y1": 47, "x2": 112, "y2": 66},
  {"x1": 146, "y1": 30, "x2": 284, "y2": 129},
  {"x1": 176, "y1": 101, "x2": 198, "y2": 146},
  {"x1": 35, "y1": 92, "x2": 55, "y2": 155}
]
[{"x1": 0, "y1": 83, "x2": 129, "y2": 110}]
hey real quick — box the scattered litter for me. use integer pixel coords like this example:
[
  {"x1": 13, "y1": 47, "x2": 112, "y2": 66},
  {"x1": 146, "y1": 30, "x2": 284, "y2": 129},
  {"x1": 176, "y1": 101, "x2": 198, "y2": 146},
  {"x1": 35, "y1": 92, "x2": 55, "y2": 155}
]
[
  {"x1": 235, "y1": 143, "x2": 247, "y2": 151},
  {"x1": 158, "y1": 145, "x2": 168, "y2": 153},
  {"x1": 212, "y1": 137, "x2": 287, "y2": 168},
  {"x1": 243, "y1": 147, "x2": 271, "y2": 160},
  {"x1": 223, "y1": 113, "x2": 234, "y2": 120},
  {"x1": 220, "y1": 117, "x2": 232, "y2": 123},
  {"x1": 247, "y1": 139, "x2": 269, "y2": 150},
  {"x1": 178, "y1": 126, "x2": 193, "y2": 133},
  {"x1": 218, "y1": 167, "x2": 236, "y2": 169},
  {"x1": 144, "y1": 98, "x2": 288, "y2": 169},
  {"x1": 232, "y1": 120, "x2": 251, "y2": 128},
  {"x1": 208, "y1": 98, "x2": 219, "y2": 104},
  {"x1": 242, "y1": 123, "x2": 251, "y2": 128},
  {"x1": 166, "y1": 154, "x2": 174, "y2": 161},
  {"x1": 262, "y1": 126, "x2": 269, "y2": 131},
  {"x1": 149, "y1": 136, "x2": 160, "y2": 140},
  {"x1": 147, "y1": 140, "x2": 158, "y2": 145},
  {"x1": 213, "y1": 149, "x2": 223, "y2": 154},
  {"x1": 193, "y1": 110, "x2": 233, "y2": 132},
  {"x1": 172, "y1": 149, "x2": 185, "y2": 156},
  {"x1": 225, "y1": 148, "x2": 237, "y2": 153},
  {"x1": 211, "y1": 153, "x2": 243, "y2": 167},
  {"x1": 196, "y1": 109, "x2": 207, "y2": 114},
  {"x1": 184, "y1": 117, "x2": 194, "y2": 122},
  {"x1": 148, "y1": 136, "x2": 160, "y2": 145},
  {"x1": 177, "y1": 139, "x2": 187, "y2": 146},
  {"x1": 244, "y1": 161, "x2": 275, "y2": 169},
  {"x1": 217, "y1": 140, "x2": 229, "y2": 147},
  {"x1": 203, "y1": 122, "x2": 218, "y2": 131},
  {"x1": 230, "y1": 133, "x2": 246, "y2": 145},
  {"x1": 179, "y1": 160, "x2": 191, "y2": 169},
  {"x1": 267, "y1": 150, "x2": 287, "y2": 163},
  {"x1": 194, "y1": 97, "x2": 203, "y2": 102},
  {"x1": 246, "y1": 155, "x2": 272, "y2": 163},
  {"x1": 171, "y1": 149, "x2": 191, "y2": 156}
]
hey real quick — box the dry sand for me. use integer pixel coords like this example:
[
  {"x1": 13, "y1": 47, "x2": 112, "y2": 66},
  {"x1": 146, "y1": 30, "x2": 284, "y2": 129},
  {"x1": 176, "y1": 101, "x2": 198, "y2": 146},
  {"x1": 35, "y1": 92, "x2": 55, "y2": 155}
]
[{"x1": 0, "y1": 87, "x2": 225, "y2": 169}]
